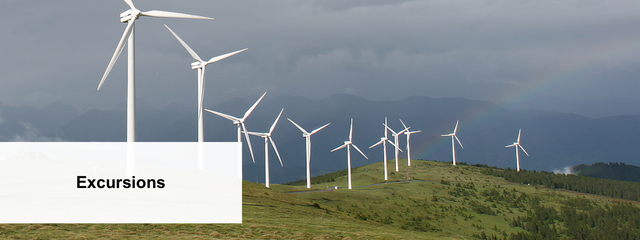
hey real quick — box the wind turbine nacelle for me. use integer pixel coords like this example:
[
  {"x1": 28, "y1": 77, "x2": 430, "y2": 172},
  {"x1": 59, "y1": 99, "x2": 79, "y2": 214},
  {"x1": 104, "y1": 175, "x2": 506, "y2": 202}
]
[
  {"x1": 191, "y1": 61, "x2": 203, "y2": 69},
  {"x1": 120, "y1": 10, "x2": 135, "y2": 22},
  {"x1": 120, "y1": 9, "x2": 141, "y2": 22}
]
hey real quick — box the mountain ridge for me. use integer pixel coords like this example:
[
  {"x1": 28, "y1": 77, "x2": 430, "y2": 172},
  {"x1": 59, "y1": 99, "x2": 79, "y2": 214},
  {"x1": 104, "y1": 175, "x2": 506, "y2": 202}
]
[{"x1": 2, "y1": 94, "x2": 640, "y2": 184}]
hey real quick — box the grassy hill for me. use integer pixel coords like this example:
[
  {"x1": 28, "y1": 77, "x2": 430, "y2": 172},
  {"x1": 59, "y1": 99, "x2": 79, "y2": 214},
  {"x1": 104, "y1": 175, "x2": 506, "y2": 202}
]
[{"x1": 2, "y1": 160, "x2": 639, "y2": 239}]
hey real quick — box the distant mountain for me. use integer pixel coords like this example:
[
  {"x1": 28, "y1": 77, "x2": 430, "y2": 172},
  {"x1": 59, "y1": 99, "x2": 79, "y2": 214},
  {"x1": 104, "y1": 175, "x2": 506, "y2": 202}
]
[
  {"x1": 0, "y1": 102, "x2": 78, "y2": 141},
  {"x1": 572, "y1": 162, "x2": 640, "y2": 183},
  {"x1": 507, "y1": 96, "x2": 640, "y2": 118},
  {"x1": 2, "y1": 95, "x2": 640, "y2": 184}
]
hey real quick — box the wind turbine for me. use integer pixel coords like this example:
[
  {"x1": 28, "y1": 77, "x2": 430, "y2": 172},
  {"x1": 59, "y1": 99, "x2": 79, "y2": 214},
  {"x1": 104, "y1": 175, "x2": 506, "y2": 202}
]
[
  {"x1": 164, "y1": 24, "x2": 247, "y2": 142},
  {"x1": 400, "y1": 119, "x2": 422, "y2": 167},
  {"x1": 97, "y1": 0, "x2": 213, "y2": 142},
  {"x1": 441, "y1": 120, "x2": 463, "y2": 166},
  {"x1": 506, "y1": 129, "x2": 529, "y2": 172},
  {"x1": 288, "y1": 118, "x2": 330, "y2": 189},
  {"x1": 384, "y1": 123, "x2": 407, "y2": 172},
  {"x1": 205, "y1": 92, "x2": 267, "y2": 163},
  {"x1": 369, "y1": 117, "x2": 398, "y2": 181},
  {"x1": 245, "y1": 109, "x2": 284, "y2": 188},
  {"x1": 331, "y1": 119, "x2": 368, "y2": 190}
]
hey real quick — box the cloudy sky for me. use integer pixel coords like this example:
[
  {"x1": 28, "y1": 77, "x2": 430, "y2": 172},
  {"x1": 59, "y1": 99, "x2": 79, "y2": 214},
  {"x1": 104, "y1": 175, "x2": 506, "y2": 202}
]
[{"x1": 1, "y1": 0, "x2": 639, "y2": 110}]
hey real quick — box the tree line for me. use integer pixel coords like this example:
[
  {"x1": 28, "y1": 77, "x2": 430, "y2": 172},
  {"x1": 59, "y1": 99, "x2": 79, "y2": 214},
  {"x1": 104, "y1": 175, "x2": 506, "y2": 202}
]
[{"x1": 481, "y1": 168, "x2": 640, "y2": 202}]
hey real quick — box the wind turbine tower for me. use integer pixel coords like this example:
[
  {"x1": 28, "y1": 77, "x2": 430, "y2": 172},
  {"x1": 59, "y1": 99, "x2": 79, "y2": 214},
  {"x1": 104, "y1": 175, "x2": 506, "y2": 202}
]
[
  {"x1": 400, "y1": 119, "x2": 421, "y2": 167},
  {"x1": 370, "y1": 117, "x2": 398, "y2": 181},
  {"x1": 384, "y1": 123, "x2": 407, "y2": 172},
  {"x1": 288, "y1": 118, "x2": 330, "y2": 189},
  {"x1": 164, "y1": 24, "x2": 247, "y2": 142},
  {"x1": 441, "y1": 120, "x2": 463, "y2": 166},
  {"x1": 506, "y1": 129, "x2": 529, "y2": 172},
  {"x1": 98, "y1": 0, "x2": 212, "y2": 142},
  {"x1": 245, "y1": 109, "x2": 285, "y2": 188},
  {"x1": 331, "y1": 119, "x2": 368, "y2": 190},
  {"x1": 205, "y1": 92, "x2": 267, "y2": 163}
]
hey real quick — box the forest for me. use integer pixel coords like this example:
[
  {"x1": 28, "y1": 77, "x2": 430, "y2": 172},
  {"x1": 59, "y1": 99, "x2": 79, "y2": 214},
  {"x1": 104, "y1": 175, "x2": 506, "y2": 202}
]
[{"x1": 481, "y1": 167, "x2": 640, "y2": 202}]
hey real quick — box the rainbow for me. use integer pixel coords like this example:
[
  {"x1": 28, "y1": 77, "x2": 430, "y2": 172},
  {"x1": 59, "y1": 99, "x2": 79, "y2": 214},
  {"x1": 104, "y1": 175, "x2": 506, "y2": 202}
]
[{"x1": 412, "y1": 34, "x2": 640, "y2": 161}]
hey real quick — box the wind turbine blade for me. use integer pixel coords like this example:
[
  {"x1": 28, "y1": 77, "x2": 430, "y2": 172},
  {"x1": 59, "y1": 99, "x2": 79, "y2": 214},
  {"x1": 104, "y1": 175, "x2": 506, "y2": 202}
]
[
  {"x1": 310, "y1": 123, "x2": 330, "y2": 135},
  {"x1": 352, "y1": 144, "x2": 368, "y2": 159},
  {"x1": 441, "y1": 134, "x2": 452, "y2": 137},
  {"x1": 244, "y1": 131, "x2": 264, "y2": 137},
  {"x1": 398, "y1": 127, "x2": 409, "y2": 135},
  {"x1": 244, "y1": 92, "x2": 267, "y2": 119},
  {"x1": 517, "y1": 129, "x2": 522, "y2": 144},
  {"x1": 410, "y1": 130, "x2": 422, "y2": 134},
  {"x1": 383, "y1": 123, "x2": 397, "y2": 135},
  {"x1": 349, "y1": 118, "x2": 354, "y2": 142},
  {"x1": 269, "y1": 108, "x2": 284, "y2": 135},
  {"x1": 164, "y1": 24, "x2": 203, "y2": 62},
  {"x1": 205, "y1": 109, "x2": 238, "y2": 122},
  {"x1": 98, "y1": 18, "x2": 135, "y2": 90},
  {"x1": 399, "y1": 119, "x2": 408, "y2": 130},
  {"x1": 241, "y1": 122, "x2": 256, "y2": 163},
  {"x1": 370, "y1": 139, "x2": 384, "y2": 149},
  {"x1": 269, "y1": 137, "x2": 284, "y2": 167},
  {"x1": 287, "y1": 118, "x2": 309, "y2": 135},
  {"x1": 519, "y1": 144, "x2": 529, "y2": 156},
  {"x1": 454, "y1": 120, "x2": 460, "y2": 134},
  {"x1": 506, "y1": 143, "x2": 516, "y2": 148},
  {"x1": 206, "y1": 48, "x2": 248, "y2": 65},
  {"x1": 140, "y1": 10, "x2": 213, "y2": 20},
  {"x1": 384, "y1": 117, "x2": 388, "y2": 138},
  {"x1": 387, "y1": 139, "x2": 398, "y2": 149},
  {"x1": 331, "y1": 143, "x2": 348, "y2": 152},
  {"x1": 124, "y1": 0, "x2": 135, "y2": 9},
  {"x1": 455, "y1": 136, "x2": 464, "y2": 149}
]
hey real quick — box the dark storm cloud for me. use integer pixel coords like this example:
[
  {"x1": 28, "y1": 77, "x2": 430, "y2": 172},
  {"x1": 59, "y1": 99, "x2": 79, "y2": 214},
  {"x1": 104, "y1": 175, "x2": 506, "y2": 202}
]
[{"x1": 0, "y1": 0, "x2": 639, "y2": 110}]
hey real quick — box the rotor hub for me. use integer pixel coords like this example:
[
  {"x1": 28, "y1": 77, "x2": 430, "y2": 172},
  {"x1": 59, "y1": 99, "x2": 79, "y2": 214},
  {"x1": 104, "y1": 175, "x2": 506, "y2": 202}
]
[
  {"x1": 119, "y1": 9, "x2": 140, "y2": 23},
  {"x1": 191, "y1": 61, "x2": 204, "y2": 70}
]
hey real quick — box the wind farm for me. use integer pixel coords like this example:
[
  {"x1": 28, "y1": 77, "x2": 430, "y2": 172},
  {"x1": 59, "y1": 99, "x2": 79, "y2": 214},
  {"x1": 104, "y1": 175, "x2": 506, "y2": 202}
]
[
  {"x1": 4, "y1": 0, "x2": 640, "y2": 238},
  {"x1": 97, "y1": 0, "x2": 213, "y2": 143},
  {"x1": 164, "y1": 24, "x2": 247, "y2": 142}
]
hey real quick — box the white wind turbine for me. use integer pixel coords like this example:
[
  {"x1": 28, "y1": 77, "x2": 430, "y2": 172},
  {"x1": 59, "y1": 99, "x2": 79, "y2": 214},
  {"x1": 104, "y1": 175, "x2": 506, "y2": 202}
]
[
  {"x1": 288, "y1": 118, "x2": 330, "y2": 189},
  {"x1": 400, "y1": 119, "x2": 422, "y2": 167},
  {"x1": 506, "y1": 129, "x2": 529, "y2": 172},
  {"x1": 164, "y1": 24, "x2": 247, "y2": 142},
  {"x1": 384, "y1": 123, "x2": 407, "y2": 172},
  {"x1": 369, "y1": 117, "x2": 398, "y2": 181},
  {"x1": 442, "y1": 120, "x2": 463, "y2": 166},
  {"x1": 205, "y1": 92, "x2": 267, "y2": 163},
  {"x1": 245, "y1": 109, "x2": 284, "y2": 188},
  {"x1": 97, "y1": 0, "x2": 213, "y2": 142},
  {"x1": 331, "y1": 119, "x2": 368, "y2": 190}
]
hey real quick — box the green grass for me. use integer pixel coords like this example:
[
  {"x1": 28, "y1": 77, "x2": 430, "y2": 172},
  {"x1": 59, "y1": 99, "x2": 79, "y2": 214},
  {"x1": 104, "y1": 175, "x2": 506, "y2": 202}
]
[{"x1": 1, "y1": 159, "x2": 638, "y2": 239}]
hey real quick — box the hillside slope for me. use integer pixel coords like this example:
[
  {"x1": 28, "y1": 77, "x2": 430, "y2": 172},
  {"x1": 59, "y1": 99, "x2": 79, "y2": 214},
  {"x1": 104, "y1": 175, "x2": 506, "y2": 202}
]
[{"x1": 2, "y1": 160, "x2": 639, "y2": 239}]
